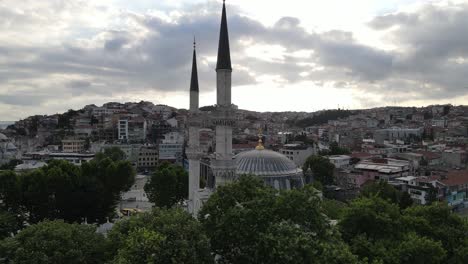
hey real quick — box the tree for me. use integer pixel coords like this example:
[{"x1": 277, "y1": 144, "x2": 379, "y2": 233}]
[
  {"x1": 321, "y1": 199, "x2": 348, "y2": 220},
  {"x1": 303, "y1": 155, "x2": 335, "y2": 185},
  {"x1": 0, "y1": 171, "x2": 20, "y2": 211},
  {"x1": 144, "y1": 162, "x2": 188, "y2": 208},
  {"x1": 199, "y1": 175, "x2": 358, "y2": 264},
  {"x1": 397, "y1": 232, "x2": 446, "y2": 264},
  {"x1": 0, "y1": 209, "x2": 21, "y2": 239},
  {"x1": 0, "y1": 158, "x2": 135, "y2": 224},
  {"x1": 95, "y1": 146, "x2": 126, "y2": 162},
  {"x1": 0, "y1": 220, "x2": 108, "y2": 264},
  {"x1": 340, "y1": 196, "x2": 465, "y2": 264},
  {"x1": 402, "y1": 203, "x2": 468, "y2": 262},
  {"x1": 340, "y1": 197, "x2": 402, "y2": 242},
  {"x1": 108, "y1": 208, "x2": 213, "y2": 264},
  {"x1": 293, "y1": 109, "x2": 353, "y2": 128},
  {"x1": 0, "y1": 159, "x2": 22, "y2": 171},
  {"x1": 360, "y1": 180, "x2": 413, "y2": 209},
  {"x1": 328, "y1": 141, "x2": 351, "y2": 155}
]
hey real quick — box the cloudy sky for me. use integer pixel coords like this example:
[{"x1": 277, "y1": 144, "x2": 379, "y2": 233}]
[{"x1": 1, "y1": 0, "x2": 468, "y2": 120}]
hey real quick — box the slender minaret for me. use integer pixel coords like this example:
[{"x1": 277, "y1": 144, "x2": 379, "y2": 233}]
[
  {"x1": 190, "y1": 37, "x2": 199, "y2": 111},
  {"x1": 216, "y1": 0, "x2": 232, "y2": 106},
  {"x1": 187, "y1": 38, "x2": 202, "y2": 214},
  {"x1": 211, "y1": 0, "x2": 237, "y2": 186}
]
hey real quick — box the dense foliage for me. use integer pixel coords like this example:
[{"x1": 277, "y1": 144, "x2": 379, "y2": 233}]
[
  {"x1": 0, "y1": 153, "x2": 135, "y2": 224},
  {"x1": 198, "y1": 176, "x2": 358, "y2": 264},
  {"x1": 0, "y1": 160, "x2": 22, "y2": 171},
  {"x1": 1, "y1": 170, "x2": 467, "y2": 264},
  {"x1": 319, "y1": 141, "x2": 351, "y2": 155},
  {"x1": 290, "y1": 109, "x2": 353, "y2": 128},
  {"x1": 0, "y1": 220, "x2": 108, "y2": 264},
  {"x1": 303, "y1": 155, "x2": 335, "y2": 185},
  {"x1": 340, "y1": 197, "x2": 468, "y2": 264},
  {"x1": 360, "y1": 180, "x2": 413, "y2": 209},
  {"x1": 108, "y1": 208, "x2": 212, "y2": 264},
  {"x1": 144, "y1": 162, "x2": 188, "y2": 208}
]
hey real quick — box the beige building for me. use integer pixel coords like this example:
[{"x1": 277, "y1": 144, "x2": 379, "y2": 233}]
[{"x1": 62, "y1": 139, "x2": 86, "y2": 153}]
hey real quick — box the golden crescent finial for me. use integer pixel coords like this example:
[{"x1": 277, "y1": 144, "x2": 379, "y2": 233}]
[{"x1": 256, "y1": 127, "x2": 264, "y2": 150}]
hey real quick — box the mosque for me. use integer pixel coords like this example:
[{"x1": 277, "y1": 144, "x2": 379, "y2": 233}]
[{"x1": 187, "y1": 1, "x2": 304, "y2": 215}]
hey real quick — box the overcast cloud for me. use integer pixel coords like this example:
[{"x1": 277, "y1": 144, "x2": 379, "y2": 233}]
[{"x1": 0, "y1": 0, "x2": 467, "y2": 120}]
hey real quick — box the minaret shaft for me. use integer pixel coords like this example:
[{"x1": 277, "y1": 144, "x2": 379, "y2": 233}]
[
  {"x1": 212, "y1": 1, "x2": 236, "y2": 187},
  {"x1": 188, "y1": 38, "x2": 202, "y2": 214}
]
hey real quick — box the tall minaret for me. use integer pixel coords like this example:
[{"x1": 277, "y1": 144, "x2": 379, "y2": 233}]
[
  {"x1": 187, "y1": 38, "x2": 202, "y2": 214},
  {"x1": 211, "y1": 0, "x2": 237, "y2": 186},
  {"x1": 216, "y1": 0, "x2": 232, "y2": 106},
  {"x1": 190, "y1": 38, "x2": 199, "y2": 111}
]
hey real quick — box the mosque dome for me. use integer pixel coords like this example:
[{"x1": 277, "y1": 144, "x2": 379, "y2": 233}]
[
  {"x1": 234, "y1": 141, "x2": 304, "y2": 190},
  {"x1": 236, "y1": 149, "x2": 300, "y2": 176}
]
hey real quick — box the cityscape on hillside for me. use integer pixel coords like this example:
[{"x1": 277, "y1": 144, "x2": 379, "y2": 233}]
[
  {"x1": 2, "y1": 101, "x2": 468, "y2": 208},
  {"x1": 1, "y1": 0, "x2": 468, "y2": 263}
]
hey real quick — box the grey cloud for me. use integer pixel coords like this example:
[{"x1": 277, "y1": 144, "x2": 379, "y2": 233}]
[
  {"x1": 0, "y1": 0, "x2": 468, "y2": 112},
  {"x1": 0, "y1": 94, "x2": 48, "y2": 106}
]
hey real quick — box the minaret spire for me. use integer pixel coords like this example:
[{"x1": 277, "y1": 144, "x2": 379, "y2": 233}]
[
  {"x1": 190, "y1": 37, "x2": 199, "y2": 92},
  {"x1": 216, "y1": 0, "x2": 232, "y2": 71}
]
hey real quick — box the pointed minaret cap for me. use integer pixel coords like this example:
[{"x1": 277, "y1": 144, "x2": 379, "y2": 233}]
[
  {"x1": 216, "y1": 0, "x2": 232, "y2": 71},
  {"x1": 190, "y1": 37, "x2": 199, "y2": 92}
]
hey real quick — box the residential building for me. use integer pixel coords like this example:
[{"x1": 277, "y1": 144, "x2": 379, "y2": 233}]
[
  {"x1": 442, "y1": 149, "x2": 467, "y2": 168},
  {"x1": 354, "y1": 158, "x2": 411, "y2": 181},
  {"x1": 62, "y1": 139, "x2": 86, "y2": 153},
  {"x1": 328, "y1": 155, "x2": 351, "y2": 169},
  {"x1": 159, "y1": 132, "x2": 184, "y2": 163},
  {"x1": 22, "y1": 151, "x2": 95, "y2": 166},
  {"x1": 137, "y1": 145, "x2": 158, "y2": 171},
  {"x1": 279, "y1": 143, "x2": 315, "y2": 167},
  {"x1": 118, "y1": 117, "x2": 147, "y2": 143},
  {"x1": 374, "y1": 127, "x2": 423, "y2": 144}
]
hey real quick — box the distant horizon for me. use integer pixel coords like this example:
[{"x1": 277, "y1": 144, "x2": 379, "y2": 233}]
[{"x1": 2, "y1": 100, "x2": 465, "y2": 124}]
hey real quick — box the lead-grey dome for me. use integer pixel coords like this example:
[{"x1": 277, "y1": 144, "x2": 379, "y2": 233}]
[
  {"x1": 235, "y1": 149, "x2": 300, "y2": 176},
  {"x1": 234, "y1": 149, "x2": 304, "y2": 190}
]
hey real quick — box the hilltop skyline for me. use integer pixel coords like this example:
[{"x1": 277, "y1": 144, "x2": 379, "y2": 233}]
[{"x1": 1, "y1": 0, "x2": 468, "y2": 120}]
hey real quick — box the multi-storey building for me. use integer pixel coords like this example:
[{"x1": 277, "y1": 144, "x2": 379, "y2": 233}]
[{"x1": 62, "y1": 139, "x2": 86, "y2": 153}]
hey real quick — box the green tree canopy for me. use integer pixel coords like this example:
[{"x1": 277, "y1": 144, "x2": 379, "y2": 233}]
[
  {"x1": 402, "y1": 203, "x2": 468, "y2": 262},
  {"x1": 199, "y1": 175, "x2": 358, "y2": 264},
  {"x1": 144, "y1": 162, "x2": 188, "y2": 208},
  {"x1": 340, "y1": 197, "x2": 466, "y2": 264},
  {"x1": 108, "y1": 208, "x2": 213, "y2": 264},
  {"x1": 0, "y1": 158, "x2": 135, "y2": 224},
  {"x1": 360, "y1": 180, "x2": 413, "y2": 209},
  {"x1": 319, "y1": 142, "x2": 351, "y2": 155},
  {"x1": 0, "y1": 220, "x2": 108, "y2": 264},
  {"x1": 303, "y1": 155, "x2": 335, "y2": 185},
  {"x1": 95, "y1": 147, "x2": 126, "y2": 162},
  {"x1": 0, "y1": 209, "x2": 21, "y2": 239}
]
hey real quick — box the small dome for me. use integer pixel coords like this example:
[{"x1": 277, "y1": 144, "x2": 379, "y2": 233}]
[
  {"x1": 234, "y1": 149, "x2": 304, "y2": 190},
  {"x1": 0, "y1": 133, "x2": 7, "y2": 141}
]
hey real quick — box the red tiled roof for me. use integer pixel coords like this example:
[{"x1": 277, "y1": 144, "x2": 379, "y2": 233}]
[
  {"x1": 441, "y1": 170, "x2": 468, "y2": 186},
  {"x1": 415, "y1": 151, "x2": 442, "y2": 160},
  {"x1": 350, "y1": 152, "x2": 376, "y2": 159}
]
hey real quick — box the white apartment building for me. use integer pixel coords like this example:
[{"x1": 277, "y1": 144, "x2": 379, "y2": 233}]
[
  {"x1": 159, "y1": 132, "x2": 184, "y2": 163},
  {"x1": 279, "y1": 144, "x2": 315, "y2": 167},
  {"x1": 328, "y1": 155, "x2": 351, "y2": 169}
]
